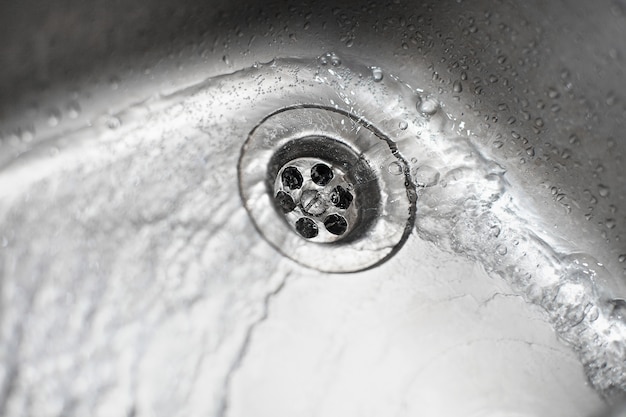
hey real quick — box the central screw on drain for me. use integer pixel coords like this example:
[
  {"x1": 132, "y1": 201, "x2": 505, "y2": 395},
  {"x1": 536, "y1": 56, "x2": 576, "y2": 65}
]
[{"x1": 300, "y1": 190, "x2": 327, "y2": 216}]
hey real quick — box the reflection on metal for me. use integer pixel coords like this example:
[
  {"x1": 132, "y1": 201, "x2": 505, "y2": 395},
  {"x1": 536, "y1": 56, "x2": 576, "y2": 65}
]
[{"x1": 1, "y1": 0, "x2": 626, "y2": 415}]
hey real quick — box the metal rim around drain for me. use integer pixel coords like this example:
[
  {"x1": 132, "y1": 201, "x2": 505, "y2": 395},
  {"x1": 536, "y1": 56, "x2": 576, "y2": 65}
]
[{"x1": 238, "y1": 106, "x2": 416, "y2": 273}]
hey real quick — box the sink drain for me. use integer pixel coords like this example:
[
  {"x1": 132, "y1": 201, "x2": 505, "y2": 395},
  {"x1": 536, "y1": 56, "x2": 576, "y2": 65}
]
[
  {"x1": 238, "y1": 106, "x2": 416, "y2": 272},
  {"x1": 274, "y1": 153, "x2": 360, "y2": 242}
]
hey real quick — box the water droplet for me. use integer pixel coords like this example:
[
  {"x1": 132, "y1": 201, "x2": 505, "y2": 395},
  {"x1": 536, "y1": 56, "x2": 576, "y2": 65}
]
[
  {"x1": 23, "y1": 127, "x2": 35, "y2": 142},
  {"x1": 606, "y1": 91, "x2": 617, "y2": 106},
  {"x1": 547, "y1": 87, "x2": 560, "y2": 99},
  {"x1": 608, "y1": 298, "x2": 626, "y2": 322},
  {"x1": 66, "y1": 101, "x2": 81, "y2": 119},
  {"x1": 413, "y1": 165, "x2": 440, "y2": 187},
  {"x1": 105, "y1": 116, "x2": 122, "y2": 130},
  {"x1": 534, "y1": 118, "x2": 544, "y2": 128},
  {"x1": 388, "y1": 161, "x2": 404, "y2": 175},
  {"x1": 453, "y1": 80, "x2": 463, "y2": 93},
  {"x1": 398, "y1": 120, "x2": 408, "y2": 130},
  {"x1": 606, "y1": 219, "x2": 616, "y2": 229},
  {"x1": 417, "y1": 97, "x2": 439, "y2": 116},
  {"x1": 493, "y1": 141, "x2": 503, "y2": 149},
  {"x1": 526, "y1": 147, "x2": 535, "y2": 156},
  {"x1": 561, "y1": 149, "x2": 571, "y2": 159},
  {"x1": 618, "y1": 254, "x2": 626, "y2": 263},
  {"x1": 330, "y1": 54, "x2": 341, "y2": 67},
  {"x1": 598, "y1": 184, "x2": 610, "y2": 198},
  {"x1": 371, "y1": 66, "x2": 383, "y2": 82},
  {"x1": 496, "y1": 244, "x2": 508, "y2": 256},
  {"x1": 109, "y1": 75, "x2": 120, "y2": 90},
  {"x1": 608, "y1": 138, "x2": 616, "y2": 148},
  {"x1": 222, "y1": 55, "x2": 230, "y2": 65},
  {"x1": 47, "y1": 109, "x2": 61, "y2": 127}
]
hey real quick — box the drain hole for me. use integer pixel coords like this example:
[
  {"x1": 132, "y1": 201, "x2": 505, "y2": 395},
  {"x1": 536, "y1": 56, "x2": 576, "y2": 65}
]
[
  {"x1": 324, "y1": 214, "x2": 348, "y2": 235},
  {"x1": 275, "y1": 191, "x2": 296, "y2": 213},
  {"x1": 296, "y1": 217, "x2": 319, "y2": 238},
  {"x1": 282, "y1": 166, "x2": 303, "y2": 190},
  {"x1": 330, "y1": 185, "x2": 353, "y2": 209},
  {"x1": 310, "y1": 163, "x2": 334, "y2": 186}
]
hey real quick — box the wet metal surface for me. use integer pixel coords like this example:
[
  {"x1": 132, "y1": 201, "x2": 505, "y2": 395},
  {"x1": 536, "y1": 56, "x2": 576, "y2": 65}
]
[{"x1": 1, "y1": 0, "x2": 626, "y2": 416}]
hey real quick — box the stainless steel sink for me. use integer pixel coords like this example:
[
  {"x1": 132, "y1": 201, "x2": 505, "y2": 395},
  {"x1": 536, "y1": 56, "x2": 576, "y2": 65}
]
[{"x1": 1, "y1": 1, "x2": 625, "y2": 416}]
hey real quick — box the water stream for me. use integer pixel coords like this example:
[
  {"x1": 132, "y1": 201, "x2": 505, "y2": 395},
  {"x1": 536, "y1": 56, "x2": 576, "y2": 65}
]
[{"x1": 1, "y1": 53, "x2": 625, "y2": 414}]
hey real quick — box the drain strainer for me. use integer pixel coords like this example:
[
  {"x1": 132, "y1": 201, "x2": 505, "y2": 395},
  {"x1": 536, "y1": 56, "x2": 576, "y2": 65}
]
[{"x1": 238, "y1": 106, "x2": 416, "y2": 272}]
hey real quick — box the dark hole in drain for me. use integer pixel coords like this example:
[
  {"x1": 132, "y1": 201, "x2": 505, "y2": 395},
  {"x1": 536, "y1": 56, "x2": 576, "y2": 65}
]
[
  {"x1": 330, "y1": 185, "x2": 353, "y2": 209},
  {"x1": 324, "y1": 214, "x2": 348, "y2": 235},
  {"x1": 275, "y1": 191, "x2": 296, "y2": 213},
  {"x1": 282, "y1": 166, "x2": 303, "y2": 189},
  {"x1": 311, "y1": 163, "x2": 334, "y2": 186},
  {"x1": 296, "y1": 217, "x2": 319, "y2": 238}
]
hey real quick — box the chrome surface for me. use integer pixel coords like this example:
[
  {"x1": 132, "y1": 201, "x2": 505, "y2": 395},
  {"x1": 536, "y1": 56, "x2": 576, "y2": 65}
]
[{"x1": 1, "y1": 1, "x2": 625, "y2": 416}]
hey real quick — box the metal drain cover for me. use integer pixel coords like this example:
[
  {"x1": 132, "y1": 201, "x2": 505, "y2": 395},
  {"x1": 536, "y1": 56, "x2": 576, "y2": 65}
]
[{"x1": 238, "y1": 106, "x2": 416, "y2": 272}]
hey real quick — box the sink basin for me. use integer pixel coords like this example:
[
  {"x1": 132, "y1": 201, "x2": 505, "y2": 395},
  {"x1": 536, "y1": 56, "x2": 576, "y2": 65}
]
[{"x1": 1, "y1": 0, "x2": 625, "y2": 416}]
